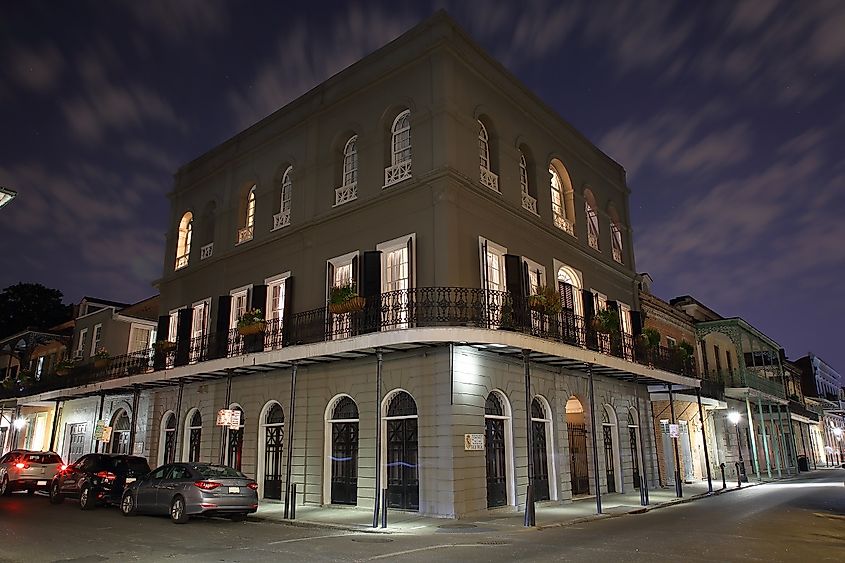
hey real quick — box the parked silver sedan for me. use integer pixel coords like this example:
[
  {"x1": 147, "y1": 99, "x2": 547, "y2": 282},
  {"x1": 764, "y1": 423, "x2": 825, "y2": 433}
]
[
  {"x1": 120, "y1": 463, "x2": 259, "y2": 523},
  {"x1": 0, "y1": 450, "x2": 66, "y2": 495}
]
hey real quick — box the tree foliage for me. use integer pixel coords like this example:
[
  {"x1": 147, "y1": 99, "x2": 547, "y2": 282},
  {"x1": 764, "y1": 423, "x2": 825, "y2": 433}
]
[{"x1": 0, "y1": 283, "x2": 72, "y2": 339}]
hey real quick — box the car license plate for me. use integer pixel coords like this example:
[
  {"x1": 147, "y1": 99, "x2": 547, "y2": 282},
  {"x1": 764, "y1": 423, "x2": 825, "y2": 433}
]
[
  {"x1": 126, "y1": 478, "x2": 136, "y2": 484},
  {"x1": 37, "y1": 480, "x2": 47, "y2": 486},
  {"x1": 228, "y1": 486, "x2": 240, "y2": 494}
]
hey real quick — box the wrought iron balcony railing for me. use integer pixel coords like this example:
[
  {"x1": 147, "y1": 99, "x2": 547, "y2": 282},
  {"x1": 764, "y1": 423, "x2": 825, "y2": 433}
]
[{"x1": 0, "y1": 287, "x2": 697, "y2": 399}]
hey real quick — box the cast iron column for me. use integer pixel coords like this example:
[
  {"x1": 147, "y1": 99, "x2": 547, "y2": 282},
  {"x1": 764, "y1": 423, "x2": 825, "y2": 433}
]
[
  {"x1": 128, "y1": 385, "x2": 140, "y2": 455},
  {"x1": 695, "y1": 387, "x2": 713, "y2": 493},
  {"x1": 523, "y1": 349, "x2": 535, "y2": 526},
  {"x1": 284, "y1": 363, "x2": 298, "y2": 519},
  {"x1": 587, "y1": 364, "x2": 602, "y2": 514},
  {"x1": 756, "y1": 397, "x2": 772, "y2": 479},
  {"x1": 633, "y1": 371, "x2": 649, "y2": 506},
  {"x1": 93, "y1": 393, "x2": 105, "y2": 453},
  {"x1": 667, "y1": 384, "x2": 682, "y2": 497},
  {"x1": 219, "y1": 370, "x2": 233, "y2": 465},
  {"x1": 745, "y1": 396, "x2": 761, "y2": 480},
  {"x1": 173, "y1": 381, "x2": 184, "y2": 461},
  {"x1": 373, "y1": 349, "x2": 383, "y2": 528},
  {"x1": 48, "y1": 399, "x2": 62, "y2": 452}
]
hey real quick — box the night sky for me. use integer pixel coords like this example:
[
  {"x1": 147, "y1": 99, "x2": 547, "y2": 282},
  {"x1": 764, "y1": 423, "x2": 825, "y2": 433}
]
[{"x1": 1, "y1": 1, "x2": 843, "y2": 369}]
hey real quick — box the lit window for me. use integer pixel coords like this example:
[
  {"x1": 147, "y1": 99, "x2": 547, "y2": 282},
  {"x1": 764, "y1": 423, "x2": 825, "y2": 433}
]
[
  {"x1": 274, "y1": 167, "x2": 293, "y2": 230},
  {"x1": 520, "y1": 152, "x2": 537, "y2": 214},
  {"x1": 175, "y1": 212, "x2": 193, "y2": 270},
  {"x1": 480, "y1": 238, "x2": 507, "y2": 292},
  {"x1": 238, "y1": 186, "x2": 256, "y2": 243},
  {"x1": 391, "y1": 111, "x2": 411, "y2": 165},
  {"x1": 549, "y1": 161, "x2": 575, "y2": 235},
  {"x1": 479, "y1": 121, "x2": 490, "y2": 171},
  {"x1": 229, "y1": 289, "x2": 249, "y2": 332}
]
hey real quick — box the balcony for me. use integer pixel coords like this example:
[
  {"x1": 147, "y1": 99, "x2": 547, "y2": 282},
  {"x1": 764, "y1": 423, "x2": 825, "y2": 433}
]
[
  {"x1": 0, "y1": 288, "x2": 698, "y2": 401},
  {"x1": 521, "y1": 192, "x2": 537, "y2": 214},
  {"x1": 237, "y1": 225, "x2": 253, "y2": 244},
  {"x1": 335, "y1": 182, "x2": 357, "y2": 206},
  {"x1": 174, "y1": 254, "x2": 189, "y2": 270},
  {"x1": 554, "y1": 215, "x2": 574, "y2": 236},
  {"x1": 272, "y1": 209, "x2": 290, "y2": 230},
  {"x1": 200, "y1": 243, "x2": 214, "y2": 260},
  {"x1": 384, "y1": 161, "x2": 411, "y2": 188},
  {"x1": 480, "y1": 166, "x2": 499, "y2": 192}
]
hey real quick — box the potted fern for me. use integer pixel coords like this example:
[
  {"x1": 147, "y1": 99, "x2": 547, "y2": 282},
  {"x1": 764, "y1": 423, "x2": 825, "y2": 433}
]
[
  {"x1": 527, "y1": 285, "x2": 561, "y2": 315},
  {"x1": 329, "y1": 282, "x2": 365, "y2": 314},
  {"x1": 237, "y1": 308, "x2": 266, "y2": 336},
  {"x1": 593, "y1": 308, "x2": 620, "y2": 334}
]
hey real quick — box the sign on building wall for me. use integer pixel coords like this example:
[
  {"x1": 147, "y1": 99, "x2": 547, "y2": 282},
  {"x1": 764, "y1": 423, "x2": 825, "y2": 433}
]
[
  {"x1": 464, "y1": 433, "x2": 485, "y2": 451},
  {"x1": 228, "y1": 409, "x2": 241, "y2": 430},
  {"x1": 216, "y1": 409, "x2": 233, "y2": 427},
  {"x1": 133, "y1": 442, "x2": 144, "y2": 455},
  {"x1": 669, "y1": 424, "x2": 680, "y2": 438},
  {"x1": 93, "y1": 420, "x2": 106, "y2": 441},
  {"x1": 100, "y1": 426, "x2": 112, "y2": 442}
]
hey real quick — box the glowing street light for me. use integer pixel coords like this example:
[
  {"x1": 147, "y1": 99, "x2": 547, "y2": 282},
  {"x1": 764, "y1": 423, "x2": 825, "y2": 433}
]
[
  {"x1": 727, "y1": 411, "x2": 741, "y2": 425},
  {"x1": 13, "y1": 417, "x2": 26, "y2": 430}
]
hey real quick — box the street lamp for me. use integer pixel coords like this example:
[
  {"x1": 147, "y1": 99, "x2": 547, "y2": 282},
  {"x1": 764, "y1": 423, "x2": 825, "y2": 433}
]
[
  {"x1": 728, "y1": 411, "x2": 747, "y2": 482},
  {"x1": 12, "y1": 417, "x2": 26, "y2": 430}
]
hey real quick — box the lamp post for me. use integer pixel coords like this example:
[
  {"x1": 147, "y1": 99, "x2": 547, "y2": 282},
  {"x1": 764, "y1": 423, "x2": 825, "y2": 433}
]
[{"x1": 728, "y1": 411, "x2": 747, "y2": 482}]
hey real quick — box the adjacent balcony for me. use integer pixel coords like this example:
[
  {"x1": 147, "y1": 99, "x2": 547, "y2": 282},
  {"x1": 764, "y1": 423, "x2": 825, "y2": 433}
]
[
  {"x1": 200, "y1": 243, "x2": 214, "y2": 260},
  {"x1": 0, "y1": 288, "x2": 696, "y2": 400},
  {"x1": 553, "y1": 215, "x2": 574, "y2": 236},
  {"x1": 335, "y1": 182, "x2": 357, "y2": 206},
  {"x1": 237, "y1": 225, "x2": 254, "y2": 244},
  {"x1": 272, "y1": 209, "x2": 291, "y2": 230},
  {"x1": 174, "y1": 254, "x2": 189, "y2": 270},
  {"x1": 480, "y1": 166, "x2": 499, "y2": 192},
  {"x1": 521, "y1": 192, "x2": 537, "y2": 214},
  {"x1": 384, "y1": 161, "x2": 411, "y2": 188}
]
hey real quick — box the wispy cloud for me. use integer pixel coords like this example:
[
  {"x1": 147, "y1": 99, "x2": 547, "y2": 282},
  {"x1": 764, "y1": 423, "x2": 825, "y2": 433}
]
[
  {"x1": 122, "y1": 0, "x2": 230, "y2": 40},
  {"x1": 4, "y1": 43, "x2": 65, "y2": 93}
]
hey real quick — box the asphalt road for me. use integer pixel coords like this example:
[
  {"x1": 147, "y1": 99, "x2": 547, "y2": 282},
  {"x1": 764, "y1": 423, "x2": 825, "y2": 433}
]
[{"x1": 1, "y1": 470, "x2": 843, "y2": 562}]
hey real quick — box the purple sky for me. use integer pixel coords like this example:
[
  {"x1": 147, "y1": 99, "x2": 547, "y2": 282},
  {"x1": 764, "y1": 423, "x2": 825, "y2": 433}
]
[{"x1": 1, "y1": 1, "x2": 844, "y2": 369}]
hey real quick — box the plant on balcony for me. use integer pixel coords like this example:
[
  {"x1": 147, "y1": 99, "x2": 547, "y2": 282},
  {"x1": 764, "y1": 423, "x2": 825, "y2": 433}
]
[
  {"x1": 639, "y1": 328, "x2": 661, "y2": 349},
  {"x1": 2, "y1": 377, "x2": 16, "y2": 391},
  {"x1": 527, "y1": 285, "x2": 562, "y2": 315},
  {"x1": 56, "y1": 357, "x2": 78, "y2": 376},
  {"x1": 93, "y1": 347, "x2": 111, "y2": 369},
  {"x1": 671, "y1": 340, "x2": 695, "y2": 373},
  {"x1": 592, "y1": 308, "x2": 620, "y2": 334},
  {"x1": 237, "y1": 308, "x2": 266, "y2": 336},
  {"x1": 329, "y1": 282, "x2": 365, "y2": 314},
  {"x1": 18, "y1": 369, "x2": 35, "y2": 385},
  {"x1": 154, "y1": 339, "x2": 176, "y2": 353}
]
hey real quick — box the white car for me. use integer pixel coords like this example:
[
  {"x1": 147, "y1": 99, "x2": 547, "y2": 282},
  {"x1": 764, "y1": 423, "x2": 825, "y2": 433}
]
[{"x1": 0, "y1": 450, "x2": 66, "y2": 495}]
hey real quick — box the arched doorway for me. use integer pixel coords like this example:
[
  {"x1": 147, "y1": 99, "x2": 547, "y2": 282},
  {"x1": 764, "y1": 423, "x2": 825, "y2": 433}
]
[
  {"x1": 531, "y1": 396, "x2": 555, "y2": 501},
  {"x1": 326, "y1": 396, "x2": 359, "y2": 505},
  {"x1": 485, "y1": 391, "x2": 512, "y2": 508},
  {"x1": 566, "y1": 396, "x2": 589, "y2": 495},
  {"x1": 383, "y1": 390, "x2": 419, "y2": 510},
  {"x1": 159, "y1": 412, "x2": 177, "y2": 465},
  {"x1": 628, "y1": 409, "x2": 642, "y2": 489},
  {"x1": 184, "y1": 409, "x2": 202, "y2": 463},
  {"x1": 226, "y1": 405, "x2": 245, "y2": 471},
  {"x1": 261, "y1": 402, "x2": 285, "y2": 500},
  {"x1": 602, "y1": 405, "x2": 621, "y2": 493},
  {"x1": 557, "y1": 265, "x2": 582, "y2": 345},
  {"x1": 110, "y1": 409, "x2": 131, "y2": 454}
]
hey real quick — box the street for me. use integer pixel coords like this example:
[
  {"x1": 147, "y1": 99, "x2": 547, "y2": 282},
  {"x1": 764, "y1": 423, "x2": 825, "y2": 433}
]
[{"x1": 1, "y1": 470, "x2": 843, "y2": 562}]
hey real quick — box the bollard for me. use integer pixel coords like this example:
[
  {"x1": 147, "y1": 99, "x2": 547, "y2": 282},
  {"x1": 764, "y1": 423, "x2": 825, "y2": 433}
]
[
  {"x1": 381, "y1": 488, "x2": 388, "y2": 529},
  {"x1": 719, "y1": 463, "x2": 726, "y2": 490},
  {"x1": 735, "y1": 463, "x2": 742, "y2": 488},
  {"x1": 290, "y1": 483, "x2": 297, "y2": 519}
]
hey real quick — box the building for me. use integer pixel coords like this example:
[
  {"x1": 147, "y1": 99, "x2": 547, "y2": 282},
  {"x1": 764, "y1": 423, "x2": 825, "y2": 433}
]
[
  {"x1": 794, "y1": 353, "x2": 844, "y2": 465},
  {"x1": 2, "y1": 13, "x2": 701, "y2": 519}
]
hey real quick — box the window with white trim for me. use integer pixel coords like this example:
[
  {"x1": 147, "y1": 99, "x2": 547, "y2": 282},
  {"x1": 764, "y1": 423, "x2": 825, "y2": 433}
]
[
  {"x1": 391, "y1": 110, "x2": 411, "y2": 165},
  {"x1": 192, "y1": 299, "x2": 210, "y2": 341},
  {"x1": 611, "y1": 222, "x2": 624, "y2": 263},
  {"x1": 479, "y1": 237, "x2": 507, "y2": 292},
  {"x1": 586, "y1": 201, "x2": 600, "y2": 250},
  {"x1": 378, "y1": 235, "x2": 414, "y2": 328},
  {"x1": 343, "y1": 136, "x2": 358, "y2": 187},
  {"x1": 523, "y1": 258, "x2": 546, "y2": 295},
  {"x1": 479, "y1": 121, "x2": 490, "y2": 171},
  {"x1": 175, "y1": 211, "x2": 193, "y2": 270},
  {"x1": 91, "y1": 323, "x2": 103, "y2": 356},
  {"x1": 168, "y1": 310, "x2": 179, "y2": 343},
  {"x1": 265, "y1": 274, "x2": 288, "y2": 326},
  {"x1": 76, "y1": 328, "x2": 88, "y2": 358},
  {"x1": 229, "y1": 288, "x2": 250, "y2": 332},
  {"x1": 273, "y1": 166, "x2": 292, "y2": 230},
  {"x1": 238, "y1": 186, "x2": 256, "y2": 243},
  {"x1": 520, "y1": 154, "x2": 529, "y2": 197},
  {"x1": 128, "y1": 325, "x2": 153, "y2": 353}
]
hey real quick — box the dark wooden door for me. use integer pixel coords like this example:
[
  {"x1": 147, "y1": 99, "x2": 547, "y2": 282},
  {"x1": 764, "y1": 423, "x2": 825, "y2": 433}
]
[
  {"x1": 331, "y1": 421, "x2": 358, "y2": 505},
  {"x1": 568, "y1": 422, "x2": 589, "y2": 495},
  {"x1": 386, "y1": 418, "x2": 419, "y2": 510},
  {"x1": 603, "y1": 425, "x2": 616, "y2": 493},
  {"x1": 629, "y1": 426, "x2": 640, "y2": 489},
  {"x1": 532, "y1": 420, "x2": 550, "y2": 501},
  {"x1": 486, "y1": 417, "x2": 507, "y2": 507}
]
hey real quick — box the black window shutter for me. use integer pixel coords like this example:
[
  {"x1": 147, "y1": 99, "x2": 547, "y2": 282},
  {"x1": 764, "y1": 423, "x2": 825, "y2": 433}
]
[
  {"x1": 326, "y1": 262, "x2": 335, "y2": 303},
  {"x1": 213, "y1": 295, "x2": 232, "y2": 359},
  {"x1": 406, "y1": 237, "x2": 414, "y2": 288},
  {"x1": 351, "y1": 254, "x2": 359, "y2": 292},
  {"x1": 630, "y1": 310, "x2": 643, "y2": 337},
  {"x1": 282, "y1": 276, "x2": 294, "y2": 345},
  {"x1": 582, "y1": 290, "x2": 595, "y2": 321},
  {"x1": 154, "y1": 315, "x2": 170, "y2": 370},
  {"x1": 251, "y1": 284, "x2": 267, "y2": 314},
  {"x1": 522, "y1": 260, "x2": 531, "y2": 294},
  {"x1": 175, "y1": 307, "x2": 194, "y2": 367},
  {"x1": 559, "y1": 282, "x2": 575, "y2": 312},
  {"x1": 362, "y1": 251, "x2": 382, "y2": 298},
  {"x1": 504, "y1": 254, "x2": 525, "y2": 297}
]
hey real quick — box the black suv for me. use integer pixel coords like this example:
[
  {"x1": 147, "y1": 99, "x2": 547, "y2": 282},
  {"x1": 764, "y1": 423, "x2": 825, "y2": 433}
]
[{"x1": 49, "y1": 453, "x2": 151, "y2": 509}]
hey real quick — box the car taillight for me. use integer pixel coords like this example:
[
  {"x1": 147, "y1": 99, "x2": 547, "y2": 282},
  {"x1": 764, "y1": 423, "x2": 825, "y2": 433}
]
[
  {"x1": 96, "y1": 471, "x2": 116, "y2": 481},
  {"x1": 14, "y1": 462, "x2": 29, "y2": 469},
  {"x1": 194, "y1": 480, "x2": 222, "y2": 490},
  {"x1": 58, "y1": 464, "x2": 68, "y2": 471},
  {"x1": 247, "y1": 482, "x2": 259, "y2": 491}
]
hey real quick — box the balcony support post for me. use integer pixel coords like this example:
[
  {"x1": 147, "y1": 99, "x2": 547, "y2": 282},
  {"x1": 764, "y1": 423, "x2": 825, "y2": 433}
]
[
  {"x1": 284, "y1": 363, "x2": 298, "y2": 519},
  {"x1": 173, "y1": 380, "x2": 184, "y2": 462},
  {"x1": 48, "y1": 399, "x2": 62, "y2": 452},
  {"x1": 522, "y1": 349, "x2": 535, "y2": 527},
  {"x1": 780, "y1": 404, "x2": 799, "y2": 473},
  {"x1": 756, "y1": 397, "x2": 772, "y2": 479},
  {"x1": 667, "y1": 384, "x2": 682, "y2": 497},
  {"x1": 745, "y1": 396, "x2": 761, "y2": 480},
  {"x1": 373, "y1": 349, "x2": 383, "y2": 528},
  {"x1": 806, "y1": 423, "x2": 817, "y2": 469},
  {"x1": 93, "y1": 392, "x2": 105, "y2": 453},
  {"x1": 219, "y1": 370, "x2": 233, "y2": 465},
  {"x1": 586, "y1": 363, "x2": 602, "y2": 514},
  {"x1": 695, "y1": 387, "x2": 713, "y2": 493},
  {"x1": 771, "y1": 406, "x2": 783, "y2": 478},
  {"x1": 633, "y1": 371, "x2": 649, "y2": 505},
  {"x1": 128, "y1": 385, "x2": 140, "y2": 455}
]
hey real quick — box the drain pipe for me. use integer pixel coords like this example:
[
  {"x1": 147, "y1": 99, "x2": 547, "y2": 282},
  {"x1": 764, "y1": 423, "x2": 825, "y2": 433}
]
[
  {"x1": 587, "y1": 363, "x2": 602, "y2": 514},
  {"x1": 633, "y1": 371, "x2": 649, "y2": 506},
  {"x1": 173, "y1": 381, "x2": 184, "y2": 462},
  {"x1": 219, "y1": 370, "x2": 233, "y2": 465},
  {"x1": 667, "y1": 383, "x2": 682, "y2": 497}
]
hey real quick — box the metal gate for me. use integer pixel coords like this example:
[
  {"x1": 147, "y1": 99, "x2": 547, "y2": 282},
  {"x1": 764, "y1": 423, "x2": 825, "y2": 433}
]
[
  {"x1": 227, "y1": 427, "x2": 244, "y2": 471},
  {"x1": 532, "y1": 420, "x2": 550, "y2": 501},
  {"x1": 629, "y1": 426, "x2": 640, "y2": 489},
  {"x1": 263, "y1": 404, "x2": 284, "y2": 500},
  {"x1": 486, "y1": 417, "x2": 507, "y2": 507},
  {"x1": 68, "y1": 423, "x2": 86, "y2": 463},
  {"x1": 386, "y1": 418, "x2": 419, "y2": 510},
  {"x1": 331, "y1": 421, "x2": 358, "y2": 505},
  {"x1": 568, "y1": 422, "x2": 590, "y2": 495},
  {"x1": 603, "y1": 425, "x2": 616, "y2": 493}
]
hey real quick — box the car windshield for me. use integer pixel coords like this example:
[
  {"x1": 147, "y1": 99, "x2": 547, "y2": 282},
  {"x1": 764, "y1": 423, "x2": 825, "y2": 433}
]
[
  {"x1": 114, "y1": 457, "x2": 151, "y2": 474},
  {"x1": 193, "y1": 465, "x2": 245, "y2": 479},
  {"x1": 24, "y1": 453, "x2": 62, "y2": 464}
]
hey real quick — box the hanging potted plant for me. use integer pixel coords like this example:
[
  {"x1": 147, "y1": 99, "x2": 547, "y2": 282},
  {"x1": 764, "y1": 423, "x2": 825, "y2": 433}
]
[
  {"x1": 329, "y1": 282, "x2": 365, "y2": 314},
  {"x1": 93, "y1": 347, "x2": 111, "y2": 369},
  {"x1": 593, "y1": 308, "x2": 620, "y2": 334},
  {"x1": 527, "y1": 286, "x2": 561, "y2": 315},
  {"x1": 237, "y1": 308, "x2": 266, "y2": 336}
]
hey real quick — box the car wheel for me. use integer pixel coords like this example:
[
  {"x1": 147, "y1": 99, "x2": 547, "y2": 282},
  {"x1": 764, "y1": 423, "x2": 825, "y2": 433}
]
[
  {"x1": 228, "y1": 513, "x2": 248, "y2": 522},
  {"x1": 79, "y1": 486, "x2": 95, "y2": 510},
  {"x1": 0, "y1": 476, "x2": 10, "y2": 496},
  {"x1": 49, "y1": 482, "x2": 64, "y2": 504},
  {"x1": 26, "y1": 489, "x2": 35, "y2": 496},
  {"x1": 170, "y1": 495, "x2": 189, "y2": 524},
  {"x1": 120, "y1": 492, "x2": 136, "y2": 517}
]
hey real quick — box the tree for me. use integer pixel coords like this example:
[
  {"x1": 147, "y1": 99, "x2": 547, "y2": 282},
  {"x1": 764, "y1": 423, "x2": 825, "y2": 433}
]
[{"x1": 0, "y1": 283, "x2": 72, "y2": 338}]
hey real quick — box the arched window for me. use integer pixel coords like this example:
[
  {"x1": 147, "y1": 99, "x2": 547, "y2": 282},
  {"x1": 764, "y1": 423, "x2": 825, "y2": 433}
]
[
  {"x1": 601, "y1": 405, "x2": 621, "y2": 493},
  {"x1": 175, "y1": 212, "x2": 193, "y2": 270},
  {"x1": 609, "y1": 206, "x2": 624, "y2": 263},
  {"x1": 184, "y1": 409, "x2": 202, "y2": 463},
  {"x1": 519, "y1": 152, "x2": 537, "y2": 214},
  {"x1": 159, "y1": 412, "x2": 177, "y2": 465},
  {"x1": 336, "y1": 136, "x2": 358, "y2": 205},
  {"x1": 274, "y1": 166, "x2": 292, "y2": 229},
  {"x1": 531, "y1": 397, "x2": 556, "y2": 501},
  {"x1": 325, "y1": 396, "x2": 359, "y2": 505},
  {"x1": 260, "y1": 402, "x2": 285, "y2": 500},
  {"x1": 385, "y1": 111, "x2": 412, "y2": 187},
  {"x1": 484, "y1": 390, "x2": 513, "y2": 508},
  {"x1": 383, "y1": 390, "x2": 419, "y2": 510},
  {"x1": 110, "y1": 409, "x2": 131, "y2": 454},
  {"x1": 585, "y1": 189, "x2": 600, "y2": 251},
  {"x1": 238, "y1": 186, "x2": 256, "y2": 244},
  {"x1": 478, "y1": 120, "x2": 499, "y2": 191},
  {"x1": 226, "y1": 405, "x2": 245, "y2": 471},
  {"x1": 549, "y1": 160, "x2": 575, "y2": 235}
]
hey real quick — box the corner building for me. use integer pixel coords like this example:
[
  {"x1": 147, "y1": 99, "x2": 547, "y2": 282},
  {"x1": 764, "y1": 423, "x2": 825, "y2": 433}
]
[{"x1": 16, "y1": 13, "x2": 700, "y2": 519}]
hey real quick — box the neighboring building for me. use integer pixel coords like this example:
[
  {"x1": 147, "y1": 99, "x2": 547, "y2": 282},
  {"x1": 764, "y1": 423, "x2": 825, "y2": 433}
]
[{"x1": 794, "y1": 354, "x2": 844, "y2": 466}]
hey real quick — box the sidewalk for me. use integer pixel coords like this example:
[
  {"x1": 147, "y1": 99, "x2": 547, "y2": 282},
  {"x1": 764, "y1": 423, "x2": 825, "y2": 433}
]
[{"x1": 252, "y1": 474, "x2": 790, "y2": 534}]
